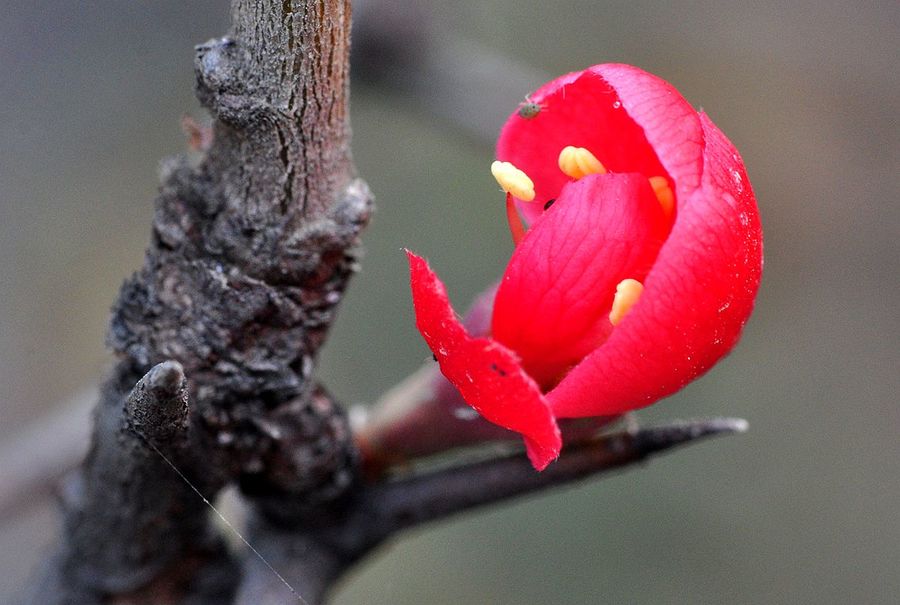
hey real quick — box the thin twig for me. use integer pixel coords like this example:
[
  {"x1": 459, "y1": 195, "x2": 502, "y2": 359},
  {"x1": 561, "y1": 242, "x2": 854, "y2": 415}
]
[{"x1": 366, "y1": 417, "x2": 749, "y2": 533}]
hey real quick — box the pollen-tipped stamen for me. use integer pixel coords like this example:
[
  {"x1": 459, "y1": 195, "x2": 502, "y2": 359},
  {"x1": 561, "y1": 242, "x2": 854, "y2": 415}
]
[
  {"x1": 491, "y1": 160, "x2": 535, "y2": 201},
  {"x1": 649, "y1": 176, "x2": 675, "y2": 218},
  {"x1": 491, "y1": 161, "x2": 534, "y2": 245},
  {"x1": 609, "y1": 278, "x2": 644, "y2": 325},
  {"x1": 558, "y1": 146, "x2": 607, "y2": 180}
]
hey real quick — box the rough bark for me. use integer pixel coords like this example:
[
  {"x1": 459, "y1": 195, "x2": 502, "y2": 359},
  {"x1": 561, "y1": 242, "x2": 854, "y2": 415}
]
[{"x1": 27, "y1": 1, "x2": 371, "y2": 603}]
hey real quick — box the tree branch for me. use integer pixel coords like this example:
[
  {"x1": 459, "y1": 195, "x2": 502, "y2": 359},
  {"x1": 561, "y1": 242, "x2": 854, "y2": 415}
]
[
  {"x1": 368, "y1": 417, "x2": 749, "y2": 531},
  {"x1": 26, "y1": 1, "x2": 371, "y2": 603},
  {"x1": 237, "y1": 418, "x2": 747, "y2": 604}
]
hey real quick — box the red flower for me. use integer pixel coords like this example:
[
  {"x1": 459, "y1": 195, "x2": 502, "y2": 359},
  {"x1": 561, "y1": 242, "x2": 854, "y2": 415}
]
[{"x1": 407, "y1": 64, "x2": 763, "y2": 470}]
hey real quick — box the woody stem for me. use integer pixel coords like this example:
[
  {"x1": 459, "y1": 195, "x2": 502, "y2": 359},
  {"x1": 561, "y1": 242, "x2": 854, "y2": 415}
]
[{"x1": 235, "y1": 417, "x2": 748, "y2": 603}]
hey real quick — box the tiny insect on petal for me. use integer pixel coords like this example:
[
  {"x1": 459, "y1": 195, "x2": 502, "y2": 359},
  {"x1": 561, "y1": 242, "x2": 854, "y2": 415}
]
[{"x1": 518, "y1": 95, "x2": 544, "y2": 119}]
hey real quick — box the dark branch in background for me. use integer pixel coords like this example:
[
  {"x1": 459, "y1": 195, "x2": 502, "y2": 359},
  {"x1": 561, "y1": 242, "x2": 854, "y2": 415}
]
[
  {"x1": 235, "y1": 418, "x2": 748, "y2": 604},
  {"x1": 353, "y1": 0, "x2": 549, "y2": 144},
  {"x1": 0, "y1": 388, "x2": 93, "y2": 523}
]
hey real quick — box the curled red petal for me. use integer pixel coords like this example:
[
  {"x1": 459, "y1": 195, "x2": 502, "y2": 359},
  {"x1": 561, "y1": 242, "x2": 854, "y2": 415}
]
[
  {"x1": 588, "y1": 64, "x2": 704, "y2": 191},
  {"x1": 491, "y1": 173, "x2": 669, "y2": 388},
  {"x1": 406, "y1": 251, "x2": 562, "y2": 469},
  {"x1": 547, "y1": 112, "x2": 763, "y2": 417},
  {"x1": 497, "y1": 65, "x2": 681, "y2": 223}
]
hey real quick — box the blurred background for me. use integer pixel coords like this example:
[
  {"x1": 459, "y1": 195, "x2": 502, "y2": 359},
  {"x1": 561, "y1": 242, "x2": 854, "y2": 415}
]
[{"x1": 1, "y1": 1, "x2": 897, "y2": 603}]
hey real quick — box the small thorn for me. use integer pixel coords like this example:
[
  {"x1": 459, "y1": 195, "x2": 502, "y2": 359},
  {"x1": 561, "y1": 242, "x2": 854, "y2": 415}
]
[
  {"x1": 631, "y1": 417, "x2": 748, "y2": 455},
  {"x1": 727, "y1": 418, "x2": 750, "y2": 433}
]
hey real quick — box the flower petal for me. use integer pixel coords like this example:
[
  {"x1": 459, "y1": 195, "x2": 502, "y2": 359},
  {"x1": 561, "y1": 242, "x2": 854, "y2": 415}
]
[
  {"x1": 497, "y1": 65, "x2": 683, "y2": 223},
  {"x1": 547, "y1": 112, "x2": 763, "y2": 417},
  {"x1": 406, "y1": 251, "x2": 562, "y2": 469},
  {"x1": 589, "y1": 64, "x2": 704, "y2": 192},
  {"x1": 491, "y1": 173, "x2": 669, "y2": 388}
]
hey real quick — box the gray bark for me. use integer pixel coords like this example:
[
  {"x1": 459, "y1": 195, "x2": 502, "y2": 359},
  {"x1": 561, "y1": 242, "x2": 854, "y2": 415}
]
[{"x1": 26, "y1": 1, "x2": 371, "y2": 603}]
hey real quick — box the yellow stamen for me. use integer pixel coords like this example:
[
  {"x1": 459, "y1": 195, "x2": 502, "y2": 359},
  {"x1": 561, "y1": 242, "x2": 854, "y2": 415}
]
[
  {"x1": 609, "y1": 278, "x2": 644, "y2": 326},
  {"x1": 558, "y1": 146, "x2": 607, "y2": 179},
  {"x1": 491, "y1": 161, "x2": 535, "y2": 201},
  {"x1": 649, "y1": 176, "x2": 675, "y2": 218}
]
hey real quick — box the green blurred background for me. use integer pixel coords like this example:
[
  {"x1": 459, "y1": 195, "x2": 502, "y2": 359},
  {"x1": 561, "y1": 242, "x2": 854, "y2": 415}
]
[{"x1": 1, "y1": 1, "x2": 897, "y2": 603}]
